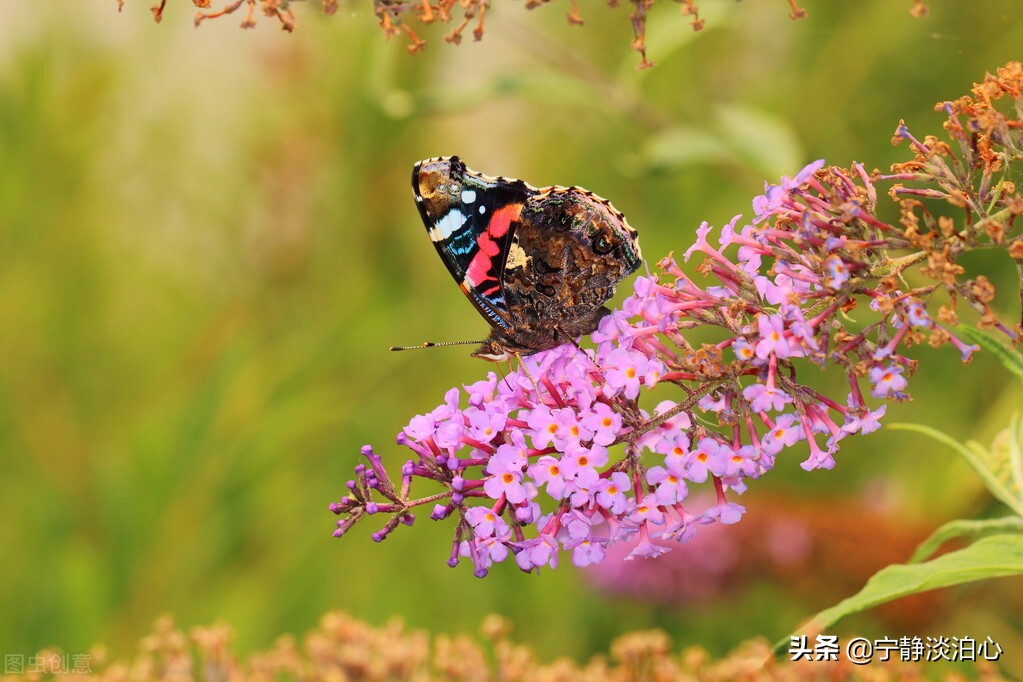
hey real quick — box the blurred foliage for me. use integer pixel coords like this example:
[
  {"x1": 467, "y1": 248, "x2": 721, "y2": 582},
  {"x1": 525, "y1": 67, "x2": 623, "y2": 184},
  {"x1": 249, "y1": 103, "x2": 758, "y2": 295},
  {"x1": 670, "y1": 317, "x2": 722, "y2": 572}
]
[{"x1": 1, "y1": 0, "x2": 1022, "y2": 676}]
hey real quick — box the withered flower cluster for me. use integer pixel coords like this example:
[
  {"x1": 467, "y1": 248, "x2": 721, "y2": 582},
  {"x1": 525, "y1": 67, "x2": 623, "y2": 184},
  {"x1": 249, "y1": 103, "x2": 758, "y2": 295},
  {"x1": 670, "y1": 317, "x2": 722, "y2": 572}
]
[
  {"x1": 128, "y1": 0, "x2": 931, "y2": 66},
  {"x1": 23, "y1": 612, "x2": 1015, "y2": 682},
  {"x1": 124, "y1": 0, "x2": 336, "y2": 31}
]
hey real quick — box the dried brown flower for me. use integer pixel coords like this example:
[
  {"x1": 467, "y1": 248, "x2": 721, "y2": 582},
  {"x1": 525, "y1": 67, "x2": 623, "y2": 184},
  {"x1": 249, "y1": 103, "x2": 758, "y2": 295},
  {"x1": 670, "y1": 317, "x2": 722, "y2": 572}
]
[
  {"x1": 22, "y1": 610, "x2": 1016, "y2": 682},
  {"x1": 132, "y1": 0, "x2": 933, "y2": 68}
]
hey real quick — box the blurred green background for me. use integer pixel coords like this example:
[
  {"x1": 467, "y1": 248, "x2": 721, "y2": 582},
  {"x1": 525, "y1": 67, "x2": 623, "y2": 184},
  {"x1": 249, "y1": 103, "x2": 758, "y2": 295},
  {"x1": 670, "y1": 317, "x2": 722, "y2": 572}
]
[{"x1": 1, "y1": 0, "x2": 1022, "y2": 671}]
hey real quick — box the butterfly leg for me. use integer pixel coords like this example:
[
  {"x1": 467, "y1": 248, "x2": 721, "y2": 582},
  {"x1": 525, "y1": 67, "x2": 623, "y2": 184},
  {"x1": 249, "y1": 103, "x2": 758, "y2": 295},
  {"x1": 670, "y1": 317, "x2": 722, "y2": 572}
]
[{"x1": 515, "y1": 354, "x2": 543, "y2": 397}]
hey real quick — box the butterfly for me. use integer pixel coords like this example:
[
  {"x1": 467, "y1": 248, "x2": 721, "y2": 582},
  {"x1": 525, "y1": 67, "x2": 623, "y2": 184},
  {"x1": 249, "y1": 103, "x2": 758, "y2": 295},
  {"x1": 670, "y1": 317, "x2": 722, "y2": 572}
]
[{"x1": 406, "y1": 156, "x2": 642, "y2": 362}]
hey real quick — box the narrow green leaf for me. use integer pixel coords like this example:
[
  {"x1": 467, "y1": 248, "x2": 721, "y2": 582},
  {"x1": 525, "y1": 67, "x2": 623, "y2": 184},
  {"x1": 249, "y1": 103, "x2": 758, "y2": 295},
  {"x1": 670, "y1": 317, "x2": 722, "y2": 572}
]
[
  {"x1": 1009, "y1": 414, "x2": 1023, "y2": 501},
  {"x1": 957, "y1": 325, "x2": 1023, "y2": 386},
  {"x1": 888, "y1": 423, "x2": 1023, "y2": 516},
  {"x1": 774, "y1": 534, "x2": 1023, "y2": 656},
  {"x1": 909, "y1": 516, "x2": 1023, "y2": 563}
]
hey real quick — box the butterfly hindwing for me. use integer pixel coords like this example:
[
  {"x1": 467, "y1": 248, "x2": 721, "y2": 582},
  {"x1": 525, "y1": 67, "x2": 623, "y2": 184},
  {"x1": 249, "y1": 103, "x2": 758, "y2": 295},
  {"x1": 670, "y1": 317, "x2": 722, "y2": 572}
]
[
  {"x1": 501, "y1": 187, "x2": 643, "y2": 342},
  {"x1": 412, "y1": 156, "x2": 535, "y2": 331}
]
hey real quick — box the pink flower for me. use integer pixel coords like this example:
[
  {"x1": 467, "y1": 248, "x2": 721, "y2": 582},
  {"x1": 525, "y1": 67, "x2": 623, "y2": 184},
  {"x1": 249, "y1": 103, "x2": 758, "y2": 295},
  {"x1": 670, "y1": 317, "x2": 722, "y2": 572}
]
[
  {"x1": 528, "y1": 456, "x2": 568, "y2": 499},
  {"x1": 580, "y1": 402, "x2": 623, "y2": 446},
  {"x1": 869, "y1": 365, "x2": 908, "y2": 398},
  {"x1": 743, "y1": 383, "x2": 792, "y2": 413},
  {"x1": 596, "y1": 471, "x2": 633, "y2": 515},
  {"x1": 646, "y1": 464, "x2": 688, "y2": 505},
  {"x1": 514, "y1": 534, "x2": 560, "y2": 572},
  {"x1": 602, "y1": 348, "x2": 650, "y2": 399},
  {"x1": 762, "y1": 414, "x2": 804, "y2": 455},
  {"x1": 755, "y1": 314, "x2": 792, "y2": 360}
]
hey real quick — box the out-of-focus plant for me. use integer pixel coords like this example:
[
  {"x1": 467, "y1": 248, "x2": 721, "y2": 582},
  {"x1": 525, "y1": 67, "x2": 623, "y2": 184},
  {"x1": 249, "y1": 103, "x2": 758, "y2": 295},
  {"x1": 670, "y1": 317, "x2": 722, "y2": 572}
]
[
  {"x1": 776, "y1": 331, "x2": 1023, "y2": 652},
  {"x1": 585, "y1": 493, "x2": 951, "y2": 631},
  {"x1": 127, "y1": 0, "x2": 932, "y2": 68},
  {"x1": 120, "y1": 0, "x2": 338, "y2": 31},
  {"x1": 20, "y1": 611, "x2": 1013, "y2": 682},
  {"x1": 331, "y1": 62, "x2": 1023, "y2": 587}
]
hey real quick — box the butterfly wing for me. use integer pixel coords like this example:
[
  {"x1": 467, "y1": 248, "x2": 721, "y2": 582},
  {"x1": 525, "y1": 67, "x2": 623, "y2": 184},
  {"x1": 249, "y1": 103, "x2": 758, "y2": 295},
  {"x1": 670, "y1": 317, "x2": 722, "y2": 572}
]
[
  {"x1": 500, "y1": 186, "x2": 643, "y2": 341},
  {"x1": 412, "y1": 156, "x2": 535, "y2": 332}
]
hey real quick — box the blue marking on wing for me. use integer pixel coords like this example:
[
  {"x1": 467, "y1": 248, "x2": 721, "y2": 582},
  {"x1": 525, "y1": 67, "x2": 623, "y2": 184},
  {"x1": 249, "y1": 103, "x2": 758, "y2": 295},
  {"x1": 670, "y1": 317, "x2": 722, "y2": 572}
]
[{"x1": 413, "y1": 156, "x2": 535, "y2": 333}]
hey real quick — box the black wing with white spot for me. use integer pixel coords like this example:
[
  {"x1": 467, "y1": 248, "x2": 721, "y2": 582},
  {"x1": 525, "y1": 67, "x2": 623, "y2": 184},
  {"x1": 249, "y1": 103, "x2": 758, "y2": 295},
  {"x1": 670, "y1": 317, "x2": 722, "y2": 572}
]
[{"x1": 412, "y1": 156, "x2": 534, "y2": 331}]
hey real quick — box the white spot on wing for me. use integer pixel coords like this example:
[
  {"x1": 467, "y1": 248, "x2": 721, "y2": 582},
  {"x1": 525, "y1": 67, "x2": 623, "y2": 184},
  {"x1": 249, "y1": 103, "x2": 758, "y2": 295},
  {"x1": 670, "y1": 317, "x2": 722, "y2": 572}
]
[
  {"x1": 461, "y1": 189, "x2": 477, "y2": 204},
  {"x1": 479, "y1": 205, "x2": 486, "y2": 214},
  {"x1": 506, "y1": 242, "x2": 530, "y2": 270},
  {"x1": 431, "y1": 209, "x2": 466, "y2": 241}
]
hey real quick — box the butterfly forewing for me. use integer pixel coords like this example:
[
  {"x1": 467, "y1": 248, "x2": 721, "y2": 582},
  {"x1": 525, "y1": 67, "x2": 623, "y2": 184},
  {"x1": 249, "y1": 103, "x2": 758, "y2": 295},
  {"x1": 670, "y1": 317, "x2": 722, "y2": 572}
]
[{"x1": 412, "y1": 156, "x2": 535, "y2": 331}]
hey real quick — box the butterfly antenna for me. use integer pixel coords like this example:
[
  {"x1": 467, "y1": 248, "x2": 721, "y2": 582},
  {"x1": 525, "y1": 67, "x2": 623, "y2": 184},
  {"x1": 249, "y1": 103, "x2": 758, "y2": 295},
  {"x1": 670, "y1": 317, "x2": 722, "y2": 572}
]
[{"x1": 389, "y1": 340, "x2": 485, "y2": 352}]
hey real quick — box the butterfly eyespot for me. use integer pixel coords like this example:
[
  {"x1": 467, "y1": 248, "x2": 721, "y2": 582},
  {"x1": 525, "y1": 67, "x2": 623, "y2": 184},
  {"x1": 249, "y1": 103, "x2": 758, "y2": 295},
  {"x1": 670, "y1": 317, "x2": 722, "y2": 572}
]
[{"x1": 592, "y1": 234, "x2": 615, "y2": 255}]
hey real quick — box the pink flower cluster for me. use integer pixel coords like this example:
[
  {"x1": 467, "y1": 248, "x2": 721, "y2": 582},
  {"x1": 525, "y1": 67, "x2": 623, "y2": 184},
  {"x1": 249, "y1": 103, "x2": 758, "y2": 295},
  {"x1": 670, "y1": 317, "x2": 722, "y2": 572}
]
[{"x1": 331, "y1": 150, "x2": 998, "y2": 576}]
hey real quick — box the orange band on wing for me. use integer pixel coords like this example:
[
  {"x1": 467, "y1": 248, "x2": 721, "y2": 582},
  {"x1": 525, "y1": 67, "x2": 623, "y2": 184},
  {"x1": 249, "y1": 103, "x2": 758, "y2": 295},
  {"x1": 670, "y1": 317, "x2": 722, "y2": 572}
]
[{"x1": 465, "y1": 203, "x2": 523, "y2": 288}]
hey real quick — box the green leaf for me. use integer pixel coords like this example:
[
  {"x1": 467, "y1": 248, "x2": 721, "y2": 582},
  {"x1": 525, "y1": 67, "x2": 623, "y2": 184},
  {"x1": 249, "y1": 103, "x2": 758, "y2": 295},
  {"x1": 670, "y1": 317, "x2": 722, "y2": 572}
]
[
  {"x1": 1011, "y1": 414, "x2": 1023, "y2": 502},
  {"x1": 640, "y1": 126, "x2": 735, "y2": 170},
  {"x1": 889, "y1": 422, "x2": 1023, "y2": 517},
  {"x1": 957, "y1": 325, "x2": 1023, "y2": 386},
  {"x1": 714, "y1": 105, "x2": 804, "y2": 180},
  {"x1": 909, "y1": 516, "x2": 1023, "y2": 563},
  {"x1": 774, "y1": 534, "x2": 1023, "y2": 655}
]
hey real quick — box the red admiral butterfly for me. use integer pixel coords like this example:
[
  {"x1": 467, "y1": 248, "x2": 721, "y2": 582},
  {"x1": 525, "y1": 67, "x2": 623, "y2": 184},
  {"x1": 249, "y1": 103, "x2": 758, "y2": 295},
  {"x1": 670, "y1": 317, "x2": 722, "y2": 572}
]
[{"x1": 403, "y1": 156, "x2": 642, "y2": 362}]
